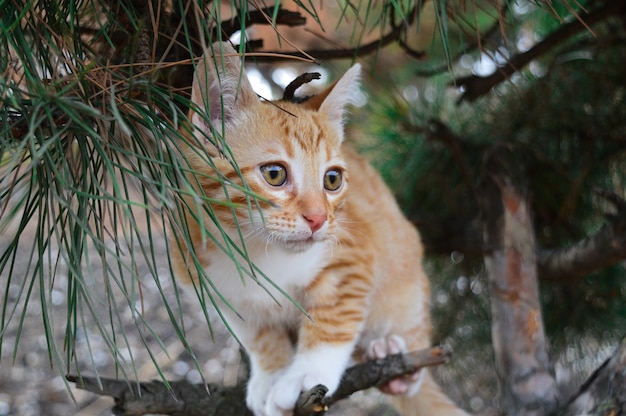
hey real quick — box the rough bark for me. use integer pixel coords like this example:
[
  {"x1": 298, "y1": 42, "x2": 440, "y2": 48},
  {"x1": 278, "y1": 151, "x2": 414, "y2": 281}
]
[
  {"x1": 68, "y1": 346, "x2": 451, "y2": 416},
  {"x1": 479, "y1": 144, "x2": 558, "y2": 415}
]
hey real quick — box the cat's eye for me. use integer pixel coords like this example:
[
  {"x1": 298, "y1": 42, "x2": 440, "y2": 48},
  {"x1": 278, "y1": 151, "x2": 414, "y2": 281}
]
[
  {"x1": 261, "y1": 163, "x2": 287, "y2": 186},
  {"x1": 324, "y1": 169, "x2": 343, "y2": 191}
]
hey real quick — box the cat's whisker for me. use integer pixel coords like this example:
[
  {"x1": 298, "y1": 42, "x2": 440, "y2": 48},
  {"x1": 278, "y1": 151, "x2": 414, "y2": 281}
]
[
  {"x1": 332, "y1": 224, "x2": 358, "y2": 247},
  {"x1": 335, "y1": 217, "x2": 366, "y2": 225},
  {"x1": 243, "y1": 224, "x2": 265, "y2": 240},
  {"x1": 264, "y1": 233, "x2": 276, "y2": 255},
  {"x1": 327, "y1": 235, "x2": 340, "y2": 256}
]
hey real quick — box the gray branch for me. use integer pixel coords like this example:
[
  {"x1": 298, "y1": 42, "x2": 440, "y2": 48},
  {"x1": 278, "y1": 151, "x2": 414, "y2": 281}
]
[
  {"x1": 68, "y1": 346, "x2": 452, "y2": 416},
  {"x1": 416, "y1": 211, "x2": 626, "y2": 282},
  {"x1": 561, "y1": 336, "x2": 626, "y2": 415},
  {"x1": 537, "y1": 190, "x2": 626, "y2": 281},
  {"x1": 538, "y1": 220, "x2": 626, "y2": 282}
]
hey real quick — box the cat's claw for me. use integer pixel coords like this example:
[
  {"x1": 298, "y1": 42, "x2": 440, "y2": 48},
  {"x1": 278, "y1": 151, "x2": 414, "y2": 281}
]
[{"x1": 367, "y1": 334, "x2": 425, "y2": 396}]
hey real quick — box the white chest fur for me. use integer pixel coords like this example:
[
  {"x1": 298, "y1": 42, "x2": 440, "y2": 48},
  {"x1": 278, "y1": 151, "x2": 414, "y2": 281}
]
[{"x1": 202, "y1": 240, "x2": 330, "y2": 327}]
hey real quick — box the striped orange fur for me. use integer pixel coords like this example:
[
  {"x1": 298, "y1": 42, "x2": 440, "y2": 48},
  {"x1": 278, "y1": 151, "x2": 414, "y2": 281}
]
[{"x1": 170, "y1": 42, "x2": 468, "y2": 416}]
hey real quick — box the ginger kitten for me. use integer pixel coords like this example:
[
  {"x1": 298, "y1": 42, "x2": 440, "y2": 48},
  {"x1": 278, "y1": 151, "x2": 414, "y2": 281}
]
[{"x1": 170, "y1": 42, "x2": 468, "y2": 416}]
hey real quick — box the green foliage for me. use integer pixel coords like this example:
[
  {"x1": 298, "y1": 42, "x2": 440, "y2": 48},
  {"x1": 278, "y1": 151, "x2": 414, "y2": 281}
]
[
  {"x1": 543, "y1": 265, "x2": 626, "y2": 346},
  {"x1": 0, "y1": 0, "x2": 220, "y2": 385},
  {"x1": 363, "y1": 7, "x2": 626, "y2": 353}
]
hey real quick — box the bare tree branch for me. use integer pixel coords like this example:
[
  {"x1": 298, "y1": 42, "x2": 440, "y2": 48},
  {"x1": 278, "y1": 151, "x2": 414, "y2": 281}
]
[
  {"x1": 561, "y1": 336, "x2": 626, "y2": 415},
  {"x1": 67, "y1": 346, "x2": 451, "y2": 416},
  {"x1": 220, "y1": 6, "x2": 307, "y2": 39},
  {"x1": 454, "y1": 1, "x2": 626, "y2": 103},
  {"x1": 247, "y1": 4, "x2": 421, "y2": 62},
  {"x1": 416, "y1": 211, "x2": 626, "y2": 283},
  {"x1": 538, "y1": 192, "x2": 626, "y2": 282},
  {"x1": 282, "y1": 72, "x2": 321, "y2": 102}
]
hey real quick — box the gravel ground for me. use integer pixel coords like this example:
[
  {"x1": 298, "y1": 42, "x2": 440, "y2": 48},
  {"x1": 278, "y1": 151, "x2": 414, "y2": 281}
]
[{"x1": 0, "y1": 211, "x2": 390, "y2": 416}]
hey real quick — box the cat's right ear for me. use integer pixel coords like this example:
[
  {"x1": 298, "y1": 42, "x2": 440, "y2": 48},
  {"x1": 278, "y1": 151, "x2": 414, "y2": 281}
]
[
  {"x1": 190, "y1": 42, "x2": 258, "y2": 142},
  {"x1": 303, "y1": 64, "x2": 361, "y2": 142}
]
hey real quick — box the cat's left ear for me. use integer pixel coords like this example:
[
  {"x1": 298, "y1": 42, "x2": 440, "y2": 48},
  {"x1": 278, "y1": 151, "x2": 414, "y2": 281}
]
[
  {"x1": 308, "y1": 64, "x2": 362, "y2": 140},
  {"x1": 190, "y1": 42, "x2": 258, "y2": 138}
]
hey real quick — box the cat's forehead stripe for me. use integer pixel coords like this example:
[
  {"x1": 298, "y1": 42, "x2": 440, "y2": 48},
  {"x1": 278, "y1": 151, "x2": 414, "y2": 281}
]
[
  {"x1": 280, "y1": 121, "x2": 295, "y2": 159},
  {"x1": 294, "y1": 122, "x2": 323, "y2": 154},
  {"x1": 325, "y1": 141, "x2": 333, "y2": 162}
]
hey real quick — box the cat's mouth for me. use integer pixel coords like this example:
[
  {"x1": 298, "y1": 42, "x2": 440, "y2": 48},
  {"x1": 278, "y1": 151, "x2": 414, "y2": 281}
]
[
  {"x1": 274, "y1": 233, "x2": 324, "y2": 252},
  {"x1": 281, "y1": 238, "x2": 318, "y2": 252}
]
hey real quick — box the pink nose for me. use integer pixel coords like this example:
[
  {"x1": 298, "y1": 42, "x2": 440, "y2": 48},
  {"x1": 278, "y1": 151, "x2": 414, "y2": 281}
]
[{"x1": 303, "y1": 213, "x2": 327, "y2": 233}]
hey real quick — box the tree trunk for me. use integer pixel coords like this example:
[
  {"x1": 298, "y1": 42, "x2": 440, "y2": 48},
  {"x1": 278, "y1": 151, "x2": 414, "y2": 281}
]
[{"x1": 479, "y1": 144, "x2": 558, "y2": 415}]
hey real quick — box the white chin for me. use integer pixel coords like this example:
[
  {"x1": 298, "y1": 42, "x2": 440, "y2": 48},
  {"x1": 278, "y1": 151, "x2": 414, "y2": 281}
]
[
  {"x1": 263, "y1": 229, "x2": 326, "y2": 252},
  {"x1": 281, "y1": 238, "x2": 318, "y2": 252},
  {"x1": 276, "y1": 232, "x2": 328, "y2": 252}
]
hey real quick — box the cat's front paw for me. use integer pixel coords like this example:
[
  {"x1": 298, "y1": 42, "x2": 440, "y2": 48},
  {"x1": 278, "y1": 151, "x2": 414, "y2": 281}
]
[
  {"x1": 264, "y1": 372, "x2": 306, "y2": 416},
  {"x1": 367, "y1": 334, "x2": 425, "y2": 396},
  {"x1": 246, "y1": 369, "x2": 282, "y2": 416},
  {"x1": 263, "y1": 363, "x2": 341, "y2": 416}
]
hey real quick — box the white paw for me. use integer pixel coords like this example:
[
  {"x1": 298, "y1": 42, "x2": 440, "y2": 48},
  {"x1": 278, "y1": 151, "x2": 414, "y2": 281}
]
[
  {"x1": 255, "y1": 343, "x2": 353, "y2": 415},
  {"x1": 264, "y1": 371, "x2": 309, "y2": 416},
  {"x1": 264, "y1": 365, "x2": 340, "y2": 416},
  {"x1": 367, "y1": 334, "x2": 425, "y2": 396},
  {"x1": 263, "y1": 345, "x2": 350, "y2": 416},
  {"x1": 246, "y1": 369, "x2": 282, "y2": 416}
]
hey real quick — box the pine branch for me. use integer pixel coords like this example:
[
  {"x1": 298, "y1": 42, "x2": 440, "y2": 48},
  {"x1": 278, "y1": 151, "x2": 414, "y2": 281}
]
[
  {"x1": 454, "y1": 1, "x2": 626, "y2": 103},
  {"x1": 67, "y1": 346, "x2": 451, "y2": 416},
  {"x1": 415, "y1": 185, "x2": 626, "y2": 282},
  {"x1": 246, "y1": 4, "x2": 421, "y2": 62},
  {"x1": 417, "y1": 211, "x2": 626, "y2": 282},
  {"x1": 537, "y1": 191, "x2": 626, "y2": 282},
  {"x1": 220, "y1": 6, "x2": 307, "y2": 39},
  {"x1": 413, "y1": 6, "x2": 509, "y2": 77},
  {"x1": 561, "y1": 336, "x2": 626, "y2": 415}
]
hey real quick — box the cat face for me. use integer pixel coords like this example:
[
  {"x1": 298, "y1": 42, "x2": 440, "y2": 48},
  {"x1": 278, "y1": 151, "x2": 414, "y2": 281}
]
[
  {"x1": 228, "y1": 102, "x2": 349, "y2": 252},
  {"x1": 187, "y1": 42, "x2": 361, "y2": 252}
]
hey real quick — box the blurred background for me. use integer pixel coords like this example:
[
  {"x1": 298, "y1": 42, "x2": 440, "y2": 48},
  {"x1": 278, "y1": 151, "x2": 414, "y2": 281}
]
[{"x1": 1, "y1": 0, "x2": 625, "y2": 414}]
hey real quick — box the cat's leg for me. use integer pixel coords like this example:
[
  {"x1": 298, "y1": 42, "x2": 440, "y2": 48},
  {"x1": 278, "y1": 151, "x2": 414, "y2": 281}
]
[
  {"x1": 367, "y1": 334, "x2": 426, "y2": 396},
  {"x1": 239, "y1": 324, "x2": 295, "y2": 416},
  {"x1": 264, "y1": 341, "x2": 356, "y2": 416},
  {"x1": 375, "y1": 335, "x2": 471, "y2": 416},
  {"x1": 264, "y1": 266, "x2": 372, "y2": 416}
]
